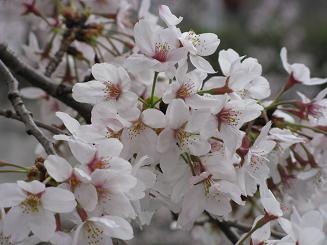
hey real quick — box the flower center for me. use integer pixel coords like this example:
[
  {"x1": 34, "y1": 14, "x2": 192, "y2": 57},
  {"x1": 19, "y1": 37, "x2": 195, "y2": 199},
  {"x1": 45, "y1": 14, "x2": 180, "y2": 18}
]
[
  {"x1": 104, "y1": 82, "x2": 121, "y2": 99},
  {"x1": 128, "y1": 120, "x2": 146, "y2": 139},
  {"x1": 176, "y1": 82, "x2": 195, "y2": 99},
  {"x1": 307, "y1": 103, "x2": 324, "y2": 118},
  {"x1": 175, "y1": 127, "x2": 191, "y2": 148},
  {"x1": 21, "y1": 194, "x2": 41, "y2": 213},
  {"x1": 153, "y1": 42, "x2": 170, "y2": 62},
  {"x1": 186, "y1": 31, "x2": 200, "y2": 47},
  {"x1": 88, "y1": 157, "x2": 109, "y2": 173},
  {"x1": 69, "y1": 174, "x2": 81, "y2": 191},
  {"x1": 84, "y1": 221, "x2": 104, "y2": 244},
  {"x1": 217, "y1": 108, "x2": 240, "y2": 129},
  {"x1": 0, "y1": 232, "x2": 13, "y2": 245}
]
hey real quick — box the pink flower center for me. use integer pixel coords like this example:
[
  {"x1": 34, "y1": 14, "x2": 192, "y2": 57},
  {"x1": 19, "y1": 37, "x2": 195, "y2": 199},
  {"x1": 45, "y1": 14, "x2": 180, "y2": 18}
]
[
  {"x1": 176, "y1": 82, "x2": 195, "y2": 99},
  {"x1": 217, "y1": 108, "x2": 240, "y2": 129},
  {"x1": 104, "y1": 82, "x2": 121, "y2": 99},
  {"x1": 153, "y1": 42, "x2": 170, "y2": 62},
  {"x1": 88, "y1": 156, "x2": 108, "y2": 173},
  {"x1": 307, "y1": 103, "x2": 324, "y2": 118}
]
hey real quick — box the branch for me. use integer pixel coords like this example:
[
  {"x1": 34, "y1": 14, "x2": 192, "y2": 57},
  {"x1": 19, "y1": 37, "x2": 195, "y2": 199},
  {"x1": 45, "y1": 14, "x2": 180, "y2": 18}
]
[
  {"x1": 206, "y1": 212, "x2": 239, "y2": 244},
  {"x1": 0, "y1": 43, "x2": 92, "y2": 122},
  {"x1": 0, "y1": 60, "x2": 55, "y2": 155},
  {"x1": 0, "y1": 109, "x2": 65, "y2": 135}
]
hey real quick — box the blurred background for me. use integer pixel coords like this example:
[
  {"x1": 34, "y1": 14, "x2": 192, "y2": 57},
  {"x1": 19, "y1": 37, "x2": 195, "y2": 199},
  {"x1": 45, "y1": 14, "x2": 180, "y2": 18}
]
[{"x1": 0, "y1": 0, "x2": 326, "y2": 244}]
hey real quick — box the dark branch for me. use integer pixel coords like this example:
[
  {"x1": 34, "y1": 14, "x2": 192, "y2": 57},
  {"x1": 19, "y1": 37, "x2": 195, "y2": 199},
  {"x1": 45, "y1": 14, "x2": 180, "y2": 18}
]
[
  {"x1": 0, "y1": 109, "x2": 65, "y2": 135},
  {"x1": 0, "y1": 60, "x2": 55, "y2": 155},
  {"x1": 0, "y1": 43, "x2": 92, "y2": 122},
  {"x1": 205, "y1": 212, "x2": 239, "y2": 244}
]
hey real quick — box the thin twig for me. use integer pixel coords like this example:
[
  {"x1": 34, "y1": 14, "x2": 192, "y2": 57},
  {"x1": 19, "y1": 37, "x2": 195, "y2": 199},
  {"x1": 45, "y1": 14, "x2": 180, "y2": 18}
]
[
  {"x1": 0, "y1": 43, "x2": 92, "y2": 122},
  {"x1": 0, "y1": 60, "x2": 55, "y2": 155},
  {"x1": 0, "y1": 109, "x2": 65, "y2": 135}
]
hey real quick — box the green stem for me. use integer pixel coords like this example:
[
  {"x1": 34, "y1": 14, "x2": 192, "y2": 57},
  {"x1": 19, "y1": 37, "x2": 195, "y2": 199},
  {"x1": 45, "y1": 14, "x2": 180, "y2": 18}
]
[
  {"x1": 265, "y1": 100, "x2": 297, "y2": 110},
  {"x1": 0, "y1": 161, "x2": 28, "y2": 170},
  {"x1": 150, "y1": 72, "x2": 159, "y2": 107},
  {"x1": 0, "y1": 169, "x2": 28, "y2": 174},
  {"x1": 286, "y1": 122, "x2": 327, "y2": 136}
]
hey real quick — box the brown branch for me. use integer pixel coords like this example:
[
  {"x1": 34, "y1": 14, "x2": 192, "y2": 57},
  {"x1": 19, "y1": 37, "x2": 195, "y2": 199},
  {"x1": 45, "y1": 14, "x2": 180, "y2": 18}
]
[
  {"x1": 0, "y1": 109, "x2": 65, "y2": 135},
  {"x1": 0, "y1": 60, "x2": 55, "y2": 155},
  {"x1": 0, "y1": 43, "x2": 92, "y2": 122},
  {"x1": 44, "y1": 30, "x2": 76, "y2": 77}
]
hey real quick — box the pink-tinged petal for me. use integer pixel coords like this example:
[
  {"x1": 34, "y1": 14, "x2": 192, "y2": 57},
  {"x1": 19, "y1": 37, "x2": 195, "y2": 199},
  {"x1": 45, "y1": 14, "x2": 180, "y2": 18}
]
[
  {"x1": 44, "y1": 155, "x2": 73, "y2": 182},
  {"x1": 3, "y1": 206, "x2": 30, "y2": 242},
  {"x1": 196, "y1": 33, "x2": 220, "y2": 56},
  {"x1": 308, "y1": 77, "x2": 327, "y2": 85},
  {"x1": 116, "y1": 91, "x2": 138, "y2": 110},
  {"x1": 205, "y1": 194, "x2": 231, "y2": 216},
  {"x1": 20, "y1": 87, "x2": 46, "y2": 99},
  {"x1": 280, "y1": 47, "x2": 291, "y2": 73},
  {"x1": 56, "y1": 112, "x2": 80, "y2": 135},
  {"x1": 41, "y1": 187, "x2": 76, "y2": 213},
  {"x1": 142, "y1": 109, "x2": 167, "y2": 128},
  {"x1": 245, "y1": 154, "x2": 270, "y2": 183},
  {"x1": 220, "y1": 125, "x2": 244, "y2": 153},
  {"x1": 259, "y1": 183, "x2": 283, "y2": 217},
  {"x1": 72, "y1": 80, "x2": 106, "y2": 104},
  {"x1": 96, "y1": 138, "x2": 123, "y2": 158},
  {"x1": 177, "y1": 185, "x2": 206, "y2": 228},
  {"x1": 108, "y1": 157, "x2": 132, "y2": 172},
  {"x1": 134, "y1": 19, "x2": 155, "y2": 56},
  {"x1": 299, "y1": 227, "x2": 325, "y2": 245},
  {"x1": 93, "y1": 215, "x2": 134, "y2": 240},
  {"x1": 0, "y1": 183, "x2": 26, "y2": 207},
  {"x1": 29, "y1": 208, "x2": 56, "y2": 241},
  {"x1": 157, "y1": 128, "x2": 175, "y2": 153},
  {"x1": 101, "y1": 192, "x2": 136, "y2": 218},
  {"x1": 187, "y1": 137, "x2": 211, "y2": 156},
  {"x1": 218, "y1": 181, "x2": 244, "y2": 205},
  {"x1": 167, "y1": 47, "x2": 188, "y2": 63},
  {"x1": 251, "y1": 215, "x2": 271, "y2": 243},
  {"x1": 17, "y1": 180, "x2": 45, "y2": 195},
  {"x1": 166, "y1": 99, "x2": 189, "y2": 129},
  {"x1": 124, "y1": 54, "x2": 159, "y2": 73},
  {"x1": 218, "y1": 49, "x2": 240, "y2": 76},
  {"x1": 203, "y1": 76, "x2": 226, "y2": 90},
  {"x1": 291, "y1": 63, "x2": 310, "y2": 84},
  {"x1": 92, "y1": 63, "x2": 120, "y2": 83},
  {"x1": 301, "y1": 210, "x2": 323, "y2": 230},
  {"x1": 190, "y1": 55, "x2": 216, "y2": 74},
  {"x1": 246, "y1": 76, "x2": 271, "y2": 99},
  {"x1": 159, "y1": 5, "x2": 183, "y2": 26},
  {"x1": 69, "y1": 141, "x2": 96, "y2": 165},
  {"x1": 74, "y1": 183, "x2": 98, "y2": 212}
]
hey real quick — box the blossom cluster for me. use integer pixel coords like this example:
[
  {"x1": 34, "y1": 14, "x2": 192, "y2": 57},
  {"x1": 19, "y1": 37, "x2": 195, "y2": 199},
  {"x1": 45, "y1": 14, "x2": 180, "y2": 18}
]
[{"x1": 0, "y1": 1, "x2": 327, "y2": 244}]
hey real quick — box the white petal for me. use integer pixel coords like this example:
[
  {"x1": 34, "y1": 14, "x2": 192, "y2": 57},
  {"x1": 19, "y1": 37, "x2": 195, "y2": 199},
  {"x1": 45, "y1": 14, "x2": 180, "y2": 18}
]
[
  {"x1": 96, "y1": 138, "x2": 123, "y2": 158},
  {"x1": 92, "y1": 215, "x2": 134, "y2": 240},
  {"x1": 69, "y1": 141, "x2": 96, "y2": 165},
  {"x1": 159, "y1": 5, "x2": 183, "y2": 26},
  {"x1": 291, "y1": 63, "x2": 310, "y2": 84},
  {"x1": 92, "y1": 63, "x2": 120, "y2": 83},
  {"x1": 56, "y1": 112, "x2": 80, "y2": 135},
  {"x1": 196, "y1": 33, "x2": 220, "y2": 56},
  {"x1": 3, "y1": 206, "x2": 30, "y2": 242},
  {"x1": 72, "y1": 80, "x2": 106, "y2": 104},
  {"x1": 29, "y1": 208, "x2": 56, "y2": 241},
  {"x1": 44, "y1": 155, "x2": 73, "y2": 182},
  {"x1": 142, "y1": 109, "x2": 167, "y2": 128},
  {"x1": 309, "y1": 77, "x2": 327, "y2": 85},
  {"x1": 17, "y1": 180, "x2": 45, "y2": 194},
  {"x1": 190, "y1": 55, "x2": 216, "y2": 74},
  {"x1": 20, "y1": 87, "x2": 46, "y2": 99},
  {"x1": 157, "y1": 128, "x2": 175, "y2": 153},
  {"x1": 166, "y1": 99, "x2": 189, "y2": 129},
  {"x1": 0, "y1": 183, "x2": 25, "y2": 207},
  {"x1": 100, "y1": 193, "x2": 136, "y2": 218},
  {"x1": 218, "y1": 49, "x2": 240, "y2": 76},
  {"x1": 74, "y1": 183, "x2": 98, "y2": 212},
  {"x1": 133, "y1": 19, "x2": 155, "y2": 56},
  {"x1": 41, "y1": 187, "x2": 76, "y2": 213},
  {"x1": 280, "y1": 47, "x2": 291, "y2": 73}
]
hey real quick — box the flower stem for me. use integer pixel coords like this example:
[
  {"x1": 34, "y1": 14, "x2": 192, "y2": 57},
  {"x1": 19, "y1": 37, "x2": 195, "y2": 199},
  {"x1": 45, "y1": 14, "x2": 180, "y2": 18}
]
[
  {"x1": 150, "y1": 72, "x2": 159, "y2": 107},
  {"x1": 0, "y1": 160, "x2": 28, "y2": 170},
  {"x1": 0, "y1": 169, "x2": 28, "y2": 174},
  {"x1": 286, "y1": 122, "x2": 327, "y2": 136}
]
